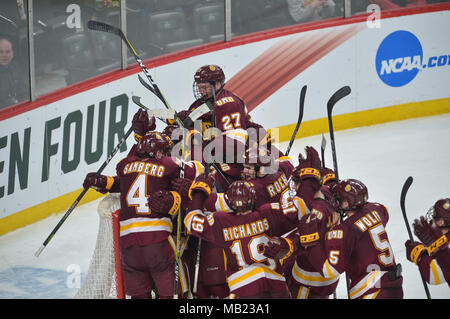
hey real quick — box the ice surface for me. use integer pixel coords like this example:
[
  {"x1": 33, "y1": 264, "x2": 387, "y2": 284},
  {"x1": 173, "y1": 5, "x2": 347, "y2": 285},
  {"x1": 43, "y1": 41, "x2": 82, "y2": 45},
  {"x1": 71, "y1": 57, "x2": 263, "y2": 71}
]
[{"x1": 0, "y1": 114, "x2": 449, "y2": 299}]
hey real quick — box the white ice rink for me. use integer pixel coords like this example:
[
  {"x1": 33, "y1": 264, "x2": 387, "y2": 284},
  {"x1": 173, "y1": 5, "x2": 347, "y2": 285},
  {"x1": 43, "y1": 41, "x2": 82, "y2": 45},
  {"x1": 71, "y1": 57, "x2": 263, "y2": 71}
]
[{"x1": 0, "y1": 114, "x2": 449, "y2": 299}]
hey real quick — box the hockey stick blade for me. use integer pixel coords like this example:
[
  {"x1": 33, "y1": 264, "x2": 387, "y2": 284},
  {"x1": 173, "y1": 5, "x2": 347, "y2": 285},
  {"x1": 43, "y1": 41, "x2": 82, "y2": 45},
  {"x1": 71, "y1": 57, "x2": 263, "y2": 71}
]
[
  {"x1": 285, "y1": 85, "x2": 307, "y2": 156},
  {"x1": 400, "y1": 176, "x2": 414, "y2": 240},
  {"x1": 326, "y1": 86, "x2": 351, "y2": 180},
  {"x1": 136, "y1": 75, "x2": 185, "y2": 128},
  {"x1": 399, "y1": 176, "x2": 432, "y2": 299},
  {"x1": 132, "y1": 96, "x2": 175, "y2": 120},
  {"x1": 87, "y1": 20, "x2": 121, "y2": 36},
  {"x1": 137, "y1": 74, "x2": 157, "y2": 97},
  {"x1": 321, "y1": 133, "x2": 327, "y2": 167},
  {"x1": 88, "y1": 20, "x2": 180, "y2": 127},
  {"x1": 183, "y1": 103, "x2": 210, "y2": 128},
  {"x1": 327, "y1": 86, "x2": 351, "y2": 116}
]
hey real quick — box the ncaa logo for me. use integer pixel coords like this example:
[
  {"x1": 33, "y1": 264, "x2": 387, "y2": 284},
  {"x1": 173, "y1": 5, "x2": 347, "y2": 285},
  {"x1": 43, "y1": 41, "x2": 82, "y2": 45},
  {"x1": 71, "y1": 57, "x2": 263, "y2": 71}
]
[{"x1": 375, "y1": 30, "x2": 423, "y2": 87}]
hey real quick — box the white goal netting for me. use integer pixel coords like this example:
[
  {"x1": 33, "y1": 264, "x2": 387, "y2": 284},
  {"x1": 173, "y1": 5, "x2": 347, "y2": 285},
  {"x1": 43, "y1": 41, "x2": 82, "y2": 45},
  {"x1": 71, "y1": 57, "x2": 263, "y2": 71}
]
[{"x1": 74, "y1": 193, "x2": 124, "y2": 299}]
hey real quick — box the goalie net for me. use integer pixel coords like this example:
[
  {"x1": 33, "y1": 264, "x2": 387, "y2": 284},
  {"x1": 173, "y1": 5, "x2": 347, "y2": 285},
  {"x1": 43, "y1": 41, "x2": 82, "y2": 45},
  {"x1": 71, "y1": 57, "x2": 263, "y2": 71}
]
[{"x1": 74, "y1": 193, "x2": 125, "y2": 299}]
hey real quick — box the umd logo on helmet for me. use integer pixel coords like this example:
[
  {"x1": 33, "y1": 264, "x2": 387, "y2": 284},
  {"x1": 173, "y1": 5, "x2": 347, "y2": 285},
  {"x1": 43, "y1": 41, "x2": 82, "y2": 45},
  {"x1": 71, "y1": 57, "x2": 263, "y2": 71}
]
[
  {"x1": 443, "y1": 201, "x2": 450, "y2": 210},
  {"x1": 209, "y1": 65, "x2": 216, "y2": 71},
  {"x1": 345, "y1": 184, "x2": 351, "y2": 192}
]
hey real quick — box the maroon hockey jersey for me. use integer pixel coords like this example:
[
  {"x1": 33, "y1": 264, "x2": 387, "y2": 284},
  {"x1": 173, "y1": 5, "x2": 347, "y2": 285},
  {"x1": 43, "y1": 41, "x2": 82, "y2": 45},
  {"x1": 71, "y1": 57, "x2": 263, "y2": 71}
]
[
  {"x1": 416, "y1": 233, "x2": 450, "y2": 286},
  {"x1": 184, "y1": 202, "x2": 299, "y2": 297},
  {"x1": 115, "y1": 153, "x2": 203, "y2": 248},
  {"x1": 305, "y1": 202, "x2": 403, "y2": 299},
  {"x1": 288, "y1": 197, "x2": 340, "y2": 298},
  {"x1": 188, "y1": 88, "x2": 250, "y2": 130},
  {"x1": 204, "y1": 159, "x2": 296, "y2": 213},
  {"x1": 209, "y1": 162, "x2": 243, "y2": 192},
  {"x1": 188, "y1": 88, "x2": 250, "y2": 143}
]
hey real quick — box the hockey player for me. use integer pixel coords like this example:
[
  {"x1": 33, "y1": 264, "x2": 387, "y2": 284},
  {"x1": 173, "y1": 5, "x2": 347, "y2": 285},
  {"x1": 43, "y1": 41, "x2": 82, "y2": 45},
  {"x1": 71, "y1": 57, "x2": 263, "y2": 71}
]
[
  {"x1": 170, "y1": 146, "x2": 302, "y2": 298},
  {"x1": 267, "y1": 178, "x2": 404, "y2": 299},
  {"x1": 288, "y1": 155, "x2": 341, "y2": 298},
  {"x1": 189, "y1": 64, "x2": 251, "y2": 143},
  {"x1": 266, "y1": 147, "x2": 341, "y2": 298},
  {"x1": 175, "y1": 173, "x2": 231, "y2": 299},
  {"x1": 405, "y1": 198, "x2": 450, "y2": 286},
  {"x1": 182, "y1": 180, "x2": 301, "y2": 298},
  {"x1": 83, "y1": 131, "x2": 204, "y2": 299},
  {"x1": 173, "y1": 146, "x2": 300, "y2": 216},
  {"x1": 185, "y1": 64, "x2": 272, "y2": 165},
  {"x1": 309, "y1": 179, "x2": 403, "y2": 298},
  {"x1": 240, "y1": 146, "x2": 294, "y2": 206}
]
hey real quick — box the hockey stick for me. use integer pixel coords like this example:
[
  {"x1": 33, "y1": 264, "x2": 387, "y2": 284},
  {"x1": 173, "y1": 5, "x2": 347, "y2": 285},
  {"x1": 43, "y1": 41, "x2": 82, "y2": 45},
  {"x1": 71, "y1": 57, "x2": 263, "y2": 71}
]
[
  {"x1": 326, "y1": 85, "x2": 351, "y2": 180},
  {"x1": 325, "y1": 85, "x2": 351, "y2": 299},
  {"x1": 133, "y1": 90, "x2": 211, "y2": 130},
  {"x1": 35, "y1": 127, "x2": 133, "y2": 257},
  {"x1": 285, "y1": 85, "x2": 307, "y2": 157},
  {"x1": 174, "y1": 87, "x2": 217, "y2": 298},
  {"x1": 321, "y1": 133, "x2": 327, "y2": 167},
  {"x1": 400, "y1": 176, "x2": 432, "y2": 299},
  {"x1": 87, "y1": 20, "x2": 184, "y2": 129},
  {"x1": 192, "y1": 83, "x2": 219, "y2": 296},
  {"x1": 88, "y1": 20, "x2": 187, "y2": 298}
]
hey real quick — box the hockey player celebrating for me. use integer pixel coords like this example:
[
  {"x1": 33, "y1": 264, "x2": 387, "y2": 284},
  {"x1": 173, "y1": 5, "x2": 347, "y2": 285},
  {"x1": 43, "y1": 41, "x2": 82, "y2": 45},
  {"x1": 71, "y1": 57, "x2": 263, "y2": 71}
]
[
  {"x1": 266, "y1": 178, "x2": 404, "y2": 299},
  {"x1": 181, "y1": 180, "x2": 301, "y2": 298},
  {"x1": 307, "y1": 178, "x2": 403, "y2": 299},
  {"x1": 189, "y1": 64, "x2": 252, "y2": 143},
  {"x1": 180, "y1": 64, "x2": 272, "y2": 165},
  {"x1": 265, "y1": 146, "x2": 341, "y2": 298},
  {"x1": 240, "y1": 146, "x2": 294, "y2": 207},
  {"x1": 172, "y1": 146, "x2": 300, "y2": 215},
  {"x1": 405, "y1": 198, "x2": 450, "y2": 286},
  {"x1": 277, "y1": 148, "x2": 341, "y2": 299},
  {"x1": 82, "y1": 131, "x2": 204, "y2": 299}
]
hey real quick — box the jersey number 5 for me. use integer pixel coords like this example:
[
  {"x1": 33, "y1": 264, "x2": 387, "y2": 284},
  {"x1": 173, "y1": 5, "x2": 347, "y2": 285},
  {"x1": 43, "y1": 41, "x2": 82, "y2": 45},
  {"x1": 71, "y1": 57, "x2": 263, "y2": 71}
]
[{"x1": 369, "y1": 224, "x2": 394, "y2": 266}]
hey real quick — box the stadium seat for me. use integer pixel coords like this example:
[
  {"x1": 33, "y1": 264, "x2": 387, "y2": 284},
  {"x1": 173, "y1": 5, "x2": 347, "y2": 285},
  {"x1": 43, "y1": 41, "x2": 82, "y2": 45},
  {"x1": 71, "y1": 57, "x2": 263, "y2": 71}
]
[
  {"x1": 147, "y1": 10, "x2": 202, "y2": 56},
  {"x1": 192, "y1": 3, "x2": 225, "y2": 43}
]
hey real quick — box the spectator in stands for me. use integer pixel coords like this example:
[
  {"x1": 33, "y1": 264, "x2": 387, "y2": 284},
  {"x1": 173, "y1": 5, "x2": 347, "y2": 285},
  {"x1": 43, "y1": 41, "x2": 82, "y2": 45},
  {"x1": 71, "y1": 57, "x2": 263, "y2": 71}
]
[
  {"x1": 287, "y1": 0, "x2": 336, "y2": 23},
  {"x1": 16, "y1": 0, "x2": 27, "y2": 22},
  {"x1": 0, "y1": 36, "x2": 28, "y2": 109}
]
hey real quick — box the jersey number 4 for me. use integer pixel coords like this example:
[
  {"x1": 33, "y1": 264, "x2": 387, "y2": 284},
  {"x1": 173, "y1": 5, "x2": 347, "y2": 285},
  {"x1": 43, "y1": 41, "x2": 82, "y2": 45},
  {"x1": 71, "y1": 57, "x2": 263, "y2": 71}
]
[{"x1": 126, "y1": 174, "x2": 150, "y2": 214}]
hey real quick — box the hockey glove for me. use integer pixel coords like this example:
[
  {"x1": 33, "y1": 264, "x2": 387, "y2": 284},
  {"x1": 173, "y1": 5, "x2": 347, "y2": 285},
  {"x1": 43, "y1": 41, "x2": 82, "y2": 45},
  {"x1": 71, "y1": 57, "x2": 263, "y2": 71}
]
[
  {"x1": 148, "y1": 190, "x2": 181, "y2": 216},
  {"x1": 426, "y1": 234, "x2": 449, "y2": 256},
  {"x1": 188, "y1": 173, "x2": 215, "y2": 200},
  {"x1": 413, "y1": 216, "x2": 442, "y2": 247},
  {"x1": 405, "y1": 240, "x2": 428, "y2": 265},
  {"x1": 298, "y1": 214, "x2": 320, "y2": 247},
  {"x1": 263, "y1": 236, "x2": 295, "y2": 261},
  {"x1": 83, "y1": 172, "x2": 114, "y2": 193},
  {"x1": 132, "y1": 109, "x2": 156, "y2": 142},
  {"x1": 297, "y1": 146, "x2": 322, "y2": 182},
  {"x1": 320, "y1": 167, "x2": 337, "y2": 186},
  {"x1": 170, "y1": 178, "x2": 193, "y2": 200}
]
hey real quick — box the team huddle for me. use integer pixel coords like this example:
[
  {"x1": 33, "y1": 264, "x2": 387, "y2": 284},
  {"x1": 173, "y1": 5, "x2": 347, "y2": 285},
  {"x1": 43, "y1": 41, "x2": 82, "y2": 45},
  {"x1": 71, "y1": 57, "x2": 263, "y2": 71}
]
[{"x1": 83, "y1": 65, "x2": 450, "y2": 299}]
